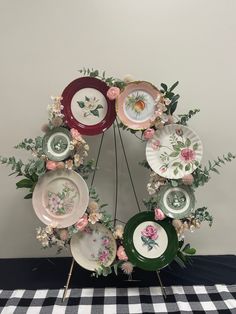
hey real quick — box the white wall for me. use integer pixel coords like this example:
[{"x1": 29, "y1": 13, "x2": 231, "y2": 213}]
[{"x1": 0, "y1": 0, "x2": 235, "y2": 258}]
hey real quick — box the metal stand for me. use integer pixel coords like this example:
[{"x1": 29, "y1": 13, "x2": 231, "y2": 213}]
[
  {"x1": 156, "y1": 271, "x2": 167, "y2": 299},
  {"x1": 62, "y1": 258, "x2": 75, "y2": 302},
  {"x1": 62, "y1": 121, "x2": 166, "y2": 301}
]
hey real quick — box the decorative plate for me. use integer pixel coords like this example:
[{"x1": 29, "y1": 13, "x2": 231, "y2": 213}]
[
  {"x1": 157, "y1": 185, "x2": 195, "y2": 219},
  {"x1": 32, "y1": 169, "x2": 89, "y2": 228},
  {"x1": 123, "y1": 211, "x2": 178, "y2": 271},
  {"x1": 146, "y1": 124, "x2": 203, "y2": 179},
  {"x1": 61, "y1": 77, "x2": 116, "y2": 135},
  {"x1": 70, "y1": 223, "x2": 117, "y2": 271},
  {"x1": 42, "y1": 127, "x2": 72, "y2": 161},
  {"x1": 116, "y1": 81, "x2": 161, "y2": 130}
]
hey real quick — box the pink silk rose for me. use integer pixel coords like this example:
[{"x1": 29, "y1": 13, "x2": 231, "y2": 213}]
[
  {"x1": 46, "y1": 160, "x2": 58, "y2": 171},
  {"x1": 70, "y1": 128, "x2": 82, "y2": 141},
  {"x1": 141, "y1": 225, "x2": 158, "y2": 240},
  {"x1": 144, "y1": 128, "x2": 155, "y2": 140},
  {"x1": 106, "y1": 87, "x2": 120, "y2": 100},
  {"x1": 117, "y1": 246, "x2": 128, "y2": 261},
  {"x1": 180, "y1": 148, "x2": 196, "y2": 163},
  {"x1": 182, "y1": 174, "x2": 194, "y2": 185},
  {"x1": 75, "y1": 214, "x2": 88, "y2": 231},
  {"x1": 154, "y1": 208, "x2": 165, "y2": 221},
  {"x1": 59, "y1": 229, "x2": 69, "y2": 241}
]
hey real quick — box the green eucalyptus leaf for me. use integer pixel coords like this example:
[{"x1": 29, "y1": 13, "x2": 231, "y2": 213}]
[
  {"x1": 113, "y1": 263, "x2": 118, "y2": 276},
  {"x1": 211, "y1": 168, "x2": 220, "y2": 174},
  {"x1": 24, "y1": 193, "x2": 33, "y2": 199},
  {"x1": 169, "y1": 81, "x2": 179, "y2": 92},
  {"x1": 160, "y1": 83, "x2": 168, "y2": 91},
  {"x1": 183, "y1": 247, "x2": 196, "y2": 255},
  {"x1": 16, "y1": 178, "x2": 33, "y2": 189},
  {"x1": 170, "y1": 102, "x2": 178, "y2": 115}
]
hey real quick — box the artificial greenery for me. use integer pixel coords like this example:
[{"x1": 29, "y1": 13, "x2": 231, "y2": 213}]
[
  {"x1": 0, "y1": 156, "x2": 44, "y2": 199},
  {"x1": 14, "y1": 136, "x2": 44, "y2": 155},
  {"x1": 78, "y1": 159, "x2": 96, "y2": 180},
  {"x1": 174, "y1": 240, "x2": 196, "y2": 268},
  {"x1": 177, "y1": 109, "x2": 200, "y2": 126},
  {"x1": 79, "y1": 68, "x2": 126, "y2": 89},
  {"x1": 191, "y1": 207, "x2": 213, "y2": 227},
  {"x1": 160, "y1": 81, "x2": 180, "y2": 115},
  {"x1": 192, "y1": 153, "x2": 235, "y2": 188},
  {"x1": 143, "y1": 195, "x2": 159, "y2": 211}
]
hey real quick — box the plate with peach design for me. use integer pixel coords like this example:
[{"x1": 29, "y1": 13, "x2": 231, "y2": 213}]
[
  {"x1": 32, "y1": 169, "x2": 89, "y2": 228},
  {"x1": 123, "y1": 211, "x2": 178, "y2": 271},
  {"x1": 70, "y1": 223, "x2": 117, "y2": 271},
  {"x1": 146, "y1": 124, "x2": 203, "y2": 179},
  {"x1": 116, "y1": 81, "x2": 161, "y2": 130}
]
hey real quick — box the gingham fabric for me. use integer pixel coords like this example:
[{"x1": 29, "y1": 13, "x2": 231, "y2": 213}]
[{"x1": 0, "y1": 285, "x2": 235, "y2": 314}]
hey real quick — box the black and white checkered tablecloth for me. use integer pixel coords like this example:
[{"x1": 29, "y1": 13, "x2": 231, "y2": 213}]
[{"x1": 0, "y1": 285, "x2": 236, "y2": 314}]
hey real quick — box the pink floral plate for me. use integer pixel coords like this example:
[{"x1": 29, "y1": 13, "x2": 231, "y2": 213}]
[
  {"x1": 116, "y1": 81, "x2": 161, "y2": 130},
  {"x1": 123, "y1": 211, "x2": 178, "y2": 271},
  {"x1": 70, "y1": 223, "x2": 117, "y2": 271},
  {"x1": 32, "y1": 169, "x2": 89, "y2": 228},
  {"x1": 146, "y1": 124, "x2": 203, "y2": 179},
  {"x1": 61, "y1": 77, "x2": 116, "y2": 136}
]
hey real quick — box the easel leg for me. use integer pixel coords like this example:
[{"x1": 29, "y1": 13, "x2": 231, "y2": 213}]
[
  {"x1": 62, "y1": 258, "x2": 75, "y2": 302},
  {"x1": 156, "y1": 271, "x2": 167, "y2": 299}
]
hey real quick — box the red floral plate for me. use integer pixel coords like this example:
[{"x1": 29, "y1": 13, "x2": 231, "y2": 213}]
[{"x1": 62, "y1": 77, "x2": 116, "y2": 135}]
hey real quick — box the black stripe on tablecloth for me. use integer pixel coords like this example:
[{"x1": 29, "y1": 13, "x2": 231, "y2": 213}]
[{"x1": 0, "y1": 255, "x2": 235, "y2": 289}]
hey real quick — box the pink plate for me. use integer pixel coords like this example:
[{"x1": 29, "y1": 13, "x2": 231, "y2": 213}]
[
  {"x1": 32, "y1": 169, "x2": 89, "y2": 228},
  {"x1": 62, "y1": 77, "x2": 116, "y2": 135},
  {"x1": 116, "y1": 81, "x2": 161, "y2": 130}
]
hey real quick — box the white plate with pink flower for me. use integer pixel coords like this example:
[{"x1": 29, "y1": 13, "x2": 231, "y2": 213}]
[
  {"x1": 32, "y1": 169, "x2": 89, "y2": 228},
  {"x1": 70, "y1": 223, "x2": 117, "y2": 271},
  {"x1": 146, "y1": 124, "x2": 203, "y2": 179}
]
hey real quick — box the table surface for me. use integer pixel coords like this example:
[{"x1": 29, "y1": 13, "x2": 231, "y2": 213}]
[{"x1": 0, "y1": 256, "x2": 235, "y2": 313}]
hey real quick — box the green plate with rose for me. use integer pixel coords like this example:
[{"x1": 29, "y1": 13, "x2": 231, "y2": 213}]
[
  {"x1": 42, "y1": 127, "x2": 73, "y2": 161},
  {"x1": 157, "y1": 184, "x2": 195, "y2": 219},
  {"x1": 123, "y1": 211, "x2": 178, "y2": 271}
]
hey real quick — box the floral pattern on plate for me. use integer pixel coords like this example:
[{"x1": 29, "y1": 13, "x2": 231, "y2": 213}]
[
  {"x1": 47, "y1": 182, "x2": 76, "y2": 216},
  {"x1": 70, "y1": 223, "x2": 116, "y2": 271},
  {"x1": 83, "y1": 225, "x2": 114, "y2": 264},
  {"x1": 32, "y1": 169, "x2": 89, "y2": 228},
  {"x1": 42, "y1": 127, "x2": 72, "y2": 162},
  {"x1": 77, "y1": 96, "x2": 104, "y2": 118},
  {"x1": 141, "y1": 225, "x2": 159, "y2": 251},
  {"x1": 146, "y1": 124, "x2": 203, "y2": 179},
  {"x1": 132, "y1": 221, "x2": 168, "y2": 260},
  {"x1": 157, "y1": 185, "x2": 195, "y2": 219}
]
